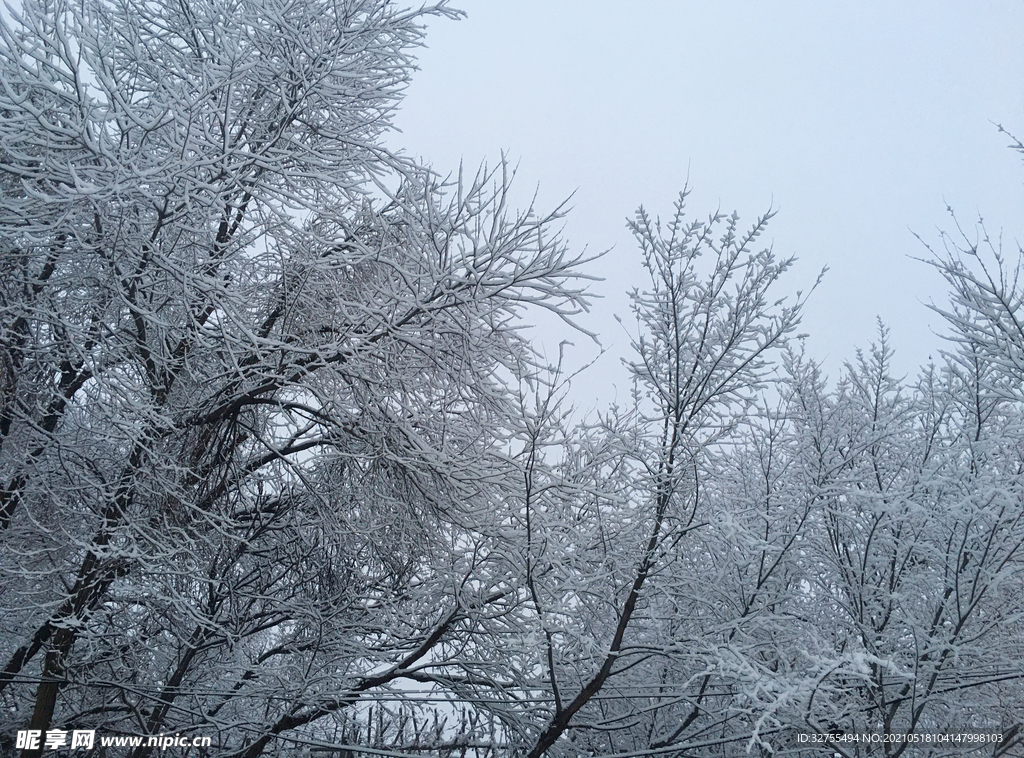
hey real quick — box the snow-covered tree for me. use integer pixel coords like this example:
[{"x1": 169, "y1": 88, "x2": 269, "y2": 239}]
[
  {"x1": 510, "y1": 193, "x2": 809, "y2": 757},
  {"x1": 0, "y1": 0, "x2": 590, "y2": 754}
]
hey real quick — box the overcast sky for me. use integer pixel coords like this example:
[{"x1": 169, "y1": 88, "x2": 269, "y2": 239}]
[{"x1": 390, "y1": 1, "x2": 1024, "y2": 393}]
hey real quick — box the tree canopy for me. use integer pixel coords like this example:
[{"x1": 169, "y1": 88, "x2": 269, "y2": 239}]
[{"x1": 1, "y1": 0, "x2": 1022, "y2": 756}]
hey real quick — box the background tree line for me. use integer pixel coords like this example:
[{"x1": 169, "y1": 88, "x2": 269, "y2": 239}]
[{"x1": 1, "y1": 0, "x2": 1021, "y2": 755}]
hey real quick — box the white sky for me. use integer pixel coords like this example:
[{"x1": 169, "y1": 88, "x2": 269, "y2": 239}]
[{"x1": 390, "y1": 1, "x2": 1024, "y2": 395}]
